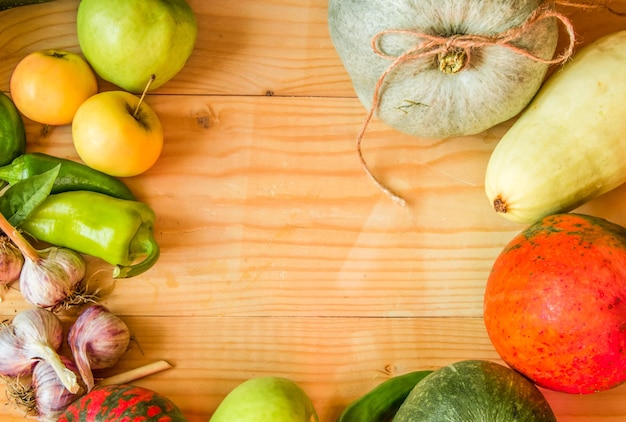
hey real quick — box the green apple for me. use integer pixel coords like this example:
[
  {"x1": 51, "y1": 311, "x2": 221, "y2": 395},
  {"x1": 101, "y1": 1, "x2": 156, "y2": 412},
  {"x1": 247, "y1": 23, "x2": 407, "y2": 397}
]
[
  {"x1": 210, "y1": 377, "x2": 319, "y2": 422},
  {"x1": 76, "y1": 0, "x2": 198, "y2": 93},
  {"x1": 393, "y1": 360, "x2": 556, "y2": 422}
]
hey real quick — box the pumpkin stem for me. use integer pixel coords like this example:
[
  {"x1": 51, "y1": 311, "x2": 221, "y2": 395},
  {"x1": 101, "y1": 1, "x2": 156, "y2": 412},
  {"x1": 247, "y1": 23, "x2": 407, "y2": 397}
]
[{"x1": 438, "y1": 47, "x2": 468, "y2": 74}]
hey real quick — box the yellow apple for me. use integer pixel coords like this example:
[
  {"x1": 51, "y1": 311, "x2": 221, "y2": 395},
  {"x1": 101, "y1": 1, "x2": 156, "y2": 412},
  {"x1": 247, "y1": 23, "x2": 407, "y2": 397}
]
[
  {"x1": 72, "y1": 90, "x2": 163, "y2": 177},
  {"x1": 10, "y1": 49, "x2": 98, "y2": 125}
]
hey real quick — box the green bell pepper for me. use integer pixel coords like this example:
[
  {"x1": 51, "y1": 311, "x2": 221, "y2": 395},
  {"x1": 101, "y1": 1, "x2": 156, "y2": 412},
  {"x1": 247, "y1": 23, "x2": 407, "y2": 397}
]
[{"x1": 19, "y1": 190, "x2": 159, "y2": 278}]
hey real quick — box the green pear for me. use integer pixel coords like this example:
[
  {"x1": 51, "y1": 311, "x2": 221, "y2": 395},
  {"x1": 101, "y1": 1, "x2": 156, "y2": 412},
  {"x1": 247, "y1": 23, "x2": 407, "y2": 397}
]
[
  {"x1": 210, "y1": 377, "x2": 319, "y2": 422},
  {"x1": 76, "y1": 0, "x2": 197, "y2": 93}
]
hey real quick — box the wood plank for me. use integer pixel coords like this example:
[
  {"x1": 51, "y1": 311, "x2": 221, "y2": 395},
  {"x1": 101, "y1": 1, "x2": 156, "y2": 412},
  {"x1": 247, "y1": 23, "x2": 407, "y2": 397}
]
[
  {"x1": 1, "y1": 94, "x2": 522, "y2": 318},
  {"x1": 5, "y1": 94, "x2": 626, "y2": 319},
  {"x1": 1, "y1": 1, "x2": 626, "y2": 421},
  {"x1": 0, "y1": 315, "x2": 624, "y2": 421},
  {"x1": 2, "y1": 0, "x2": 626, "y2": 96},
  {"x1": 0, "y1": 0, "x2": 349, "y2": 96}
]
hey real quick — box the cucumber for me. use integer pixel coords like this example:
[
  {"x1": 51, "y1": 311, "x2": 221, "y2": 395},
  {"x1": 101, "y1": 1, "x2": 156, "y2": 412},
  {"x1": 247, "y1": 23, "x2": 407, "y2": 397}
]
[
  {"x1": 0, "y1": 0, "x2": 56, "y2": 10},
  {"x1": 0, "y1": 92, "x2": 26, "y2": 166},
  {"x1": 485, "y1": 30, "x2": 626, "y2": 224},
  {"x1": 338, "y1": 371, "x2": 433, "y2": 422}
]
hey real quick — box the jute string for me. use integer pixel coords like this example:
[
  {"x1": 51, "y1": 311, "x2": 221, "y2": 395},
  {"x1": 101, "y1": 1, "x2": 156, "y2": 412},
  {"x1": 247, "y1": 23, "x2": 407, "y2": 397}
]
[{"x1": 355, "y1": 1, "x2": 616, "y2": 207}]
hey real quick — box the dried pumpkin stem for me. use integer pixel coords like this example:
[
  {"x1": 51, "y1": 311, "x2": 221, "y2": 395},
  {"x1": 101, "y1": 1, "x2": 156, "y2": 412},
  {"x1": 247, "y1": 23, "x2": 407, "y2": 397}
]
[{"x1": 438, "y1": 48, "x2": 468, "y2": 73}]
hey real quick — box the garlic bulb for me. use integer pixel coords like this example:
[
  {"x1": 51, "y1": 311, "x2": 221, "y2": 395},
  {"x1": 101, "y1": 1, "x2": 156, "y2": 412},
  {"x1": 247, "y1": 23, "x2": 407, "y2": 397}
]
[
  {"x1": 0, "y1": 210, "x2": 85, "y2": 307},
  {"x1": 11, "y1": 308, "x2": 80, "y2": 394},
  {"x1": 20, "y1": 247, "x2": 86, "y2": 310},
  {"x1": 68, "y1": 304, "x2": 131, "y2": 391},
  {"x1": 33, "y1": 355, "x2": 85, "y2": 422},
  {"x1": 0, "y1": 235, "x2": 24, "y2": 285}
]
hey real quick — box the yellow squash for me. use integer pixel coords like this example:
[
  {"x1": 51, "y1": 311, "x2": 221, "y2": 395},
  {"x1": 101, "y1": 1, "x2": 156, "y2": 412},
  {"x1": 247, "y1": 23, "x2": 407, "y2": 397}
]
[{"x1": 485, "y1": 30, "x2": 626, "y2": 224}]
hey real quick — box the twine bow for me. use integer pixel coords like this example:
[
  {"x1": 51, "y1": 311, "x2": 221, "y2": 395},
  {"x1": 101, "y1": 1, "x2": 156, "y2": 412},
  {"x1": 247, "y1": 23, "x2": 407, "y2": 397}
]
[{"x1": 357, "y1": 4, "x2": 578, "y2": 207}]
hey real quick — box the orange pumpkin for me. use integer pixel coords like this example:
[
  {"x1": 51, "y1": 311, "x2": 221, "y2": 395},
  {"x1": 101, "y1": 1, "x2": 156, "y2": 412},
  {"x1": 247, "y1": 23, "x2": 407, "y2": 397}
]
[{"x1": 484, "y1": 213, "x2": 626, "y2": 394}]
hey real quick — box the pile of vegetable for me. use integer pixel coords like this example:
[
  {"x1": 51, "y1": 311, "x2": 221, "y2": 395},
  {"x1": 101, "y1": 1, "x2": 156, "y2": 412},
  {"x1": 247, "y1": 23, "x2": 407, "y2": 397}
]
[
  {"x1": 0, "y1": 89, "x2": 175, "y2": 420},
  {"x1": 0, "y1": 0, "x2": 197, "y2": 419},
  {"x1": 328, "y1": 1, "x2": 626, "y2": 420},
  {"x1": 479, "y1": 20, "x2": 626, "y2": 401},
  {"x1": 0, "y1": 305, "x2": 135, "y2": 420},
  {"x1": 338, "y1": 360, "x2": 556, "y2": 422},
  {"x1": 4, "y1": 0, "x2": 626, "y2": 420},
  {"x1": 0, "y1": 145, "x2": 161, "y2": 302}
]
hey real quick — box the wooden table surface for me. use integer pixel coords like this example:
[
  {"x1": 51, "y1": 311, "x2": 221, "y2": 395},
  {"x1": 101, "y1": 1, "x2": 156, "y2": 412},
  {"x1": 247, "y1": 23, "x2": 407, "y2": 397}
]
[{"x1": 2, "y1": 1, "x2": 626, "y2": 420}]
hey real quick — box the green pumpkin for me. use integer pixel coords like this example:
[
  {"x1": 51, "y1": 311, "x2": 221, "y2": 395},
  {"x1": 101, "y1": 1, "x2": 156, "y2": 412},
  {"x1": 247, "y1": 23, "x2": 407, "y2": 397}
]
[
  {"x1": 393, "y1": 360, "x2": 556, "y2": 422},
  {"x1": 328, "y1": 0, "x2": 559, "y2": 139}
]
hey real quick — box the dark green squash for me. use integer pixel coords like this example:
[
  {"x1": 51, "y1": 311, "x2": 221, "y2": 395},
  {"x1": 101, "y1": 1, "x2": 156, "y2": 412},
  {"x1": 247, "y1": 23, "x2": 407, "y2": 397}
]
[{"x1": 393, "y1": 360, "x2": 556, "y2": 422}]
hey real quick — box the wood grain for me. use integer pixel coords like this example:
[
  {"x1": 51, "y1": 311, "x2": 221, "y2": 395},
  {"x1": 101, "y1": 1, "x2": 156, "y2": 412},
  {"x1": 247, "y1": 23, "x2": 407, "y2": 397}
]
[
  {"x1": 1, "y1": 0, "x2": 626, "y2": 420},
  {"x1": 0, "y1": 94, "x2": 519, "y2": 319}
]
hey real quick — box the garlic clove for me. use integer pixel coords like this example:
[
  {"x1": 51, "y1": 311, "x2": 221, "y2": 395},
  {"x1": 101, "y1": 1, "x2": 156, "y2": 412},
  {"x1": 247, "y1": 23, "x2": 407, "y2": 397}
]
[
  {"x1": 19, "y1": 247, "x2": 86, "y2": 309},
  {"x1": 0, "y1": 235, "x2": 24, "y2": 285},
  {"x1": 68, "y1": 304, "x2": 131, "y2": 391},
  {"x1": 12, "y1": 307, "x2": 64, "y2": 351},
  {"x1": 0, "y1": 320, "x2": 35, "y2": 377},
  {"x1": 33, "y1": 355, "x2": 85, "y2": 422},
  {"x1": 12, "y1": 308, "x2": 80, "y2": 394},
  {"x1": 45, "y1": 247, "x2": 86, "y2": 283},
  {"x1": 34, "y1": 345, "x2": 80, "y2": 395}
]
